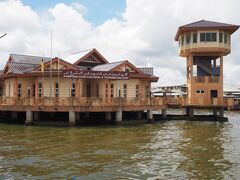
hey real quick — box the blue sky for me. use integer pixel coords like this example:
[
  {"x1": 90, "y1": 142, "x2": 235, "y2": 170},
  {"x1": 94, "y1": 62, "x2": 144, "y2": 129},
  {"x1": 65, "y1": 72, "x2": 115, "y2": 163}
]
[{"x1": 21, "y1": 0, "x2": 126, "y2": 25}]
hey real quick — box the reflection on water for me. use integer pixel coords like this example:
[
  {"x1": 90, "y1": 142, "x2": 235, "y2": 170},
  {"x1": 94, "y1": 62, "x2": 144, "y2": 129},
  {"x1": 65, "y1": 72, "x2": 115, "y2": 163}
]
[{"x1": 1, "y1": 112, "x2": 240, "y2": 179}]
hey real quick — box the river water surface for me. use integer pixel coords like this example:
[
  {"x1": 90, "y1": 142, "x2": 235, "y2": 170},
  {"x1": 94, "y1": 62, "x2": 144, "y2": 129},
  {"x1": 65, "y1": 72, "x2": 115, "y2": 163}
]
[{"x1": 1, "y1": 112, "x2": 240, "y2": 179}]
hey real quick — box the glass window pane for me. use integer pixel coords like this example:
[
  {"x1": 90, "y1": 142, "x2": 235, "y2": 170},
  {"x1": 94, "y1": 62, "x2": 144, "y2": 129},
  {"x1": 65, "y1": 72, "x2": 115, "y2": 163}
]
[
  {"x1": 219, "y1": 33, "x2": 223, "y2": 43},
  {"x1": 206, "y1": 33, "x2": 211, "y2": 42},
  {"x1": 212, "y1": 33, "x2": 217, "y2": 41},
  {"x1": 193, "y1": 33, "x2": 197, "y2": 43},
  {"x1": 200, "y1": 33, "x2": 205, "y2": 42}
]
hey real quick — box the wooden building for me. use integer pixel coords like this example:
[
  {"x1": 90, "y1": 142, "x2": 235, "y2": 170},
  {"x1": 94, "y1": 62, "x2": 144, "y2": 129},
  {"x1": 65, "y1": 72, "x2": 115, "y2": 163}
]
[
  {"x1": 175, "y1": 20, "x2": 239, "y2": 116},
  {"x1": 0, "y1": 49, "x2": 164, "y2": 125}
]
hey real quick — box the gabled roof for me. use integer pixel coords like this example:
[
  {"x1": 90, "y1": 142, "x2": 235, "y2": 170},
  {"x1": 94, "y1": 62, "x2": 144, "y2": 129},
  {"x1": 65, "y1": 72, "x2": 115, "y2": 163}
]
[
  {"x1": 175, "y1": 20, "x2": 240, "y2": 40},
  {"x1": 64, "y1": 48, "x2": 109, "y2": 65},
  {"x1": 92, "y1": 61, "x2": 126, "y2": 71},
  {"x1": 33, "y1": 57, "x2": 79, "y2": 72},
  {"x1": 9, "y1": 54, "x2": 51, "y2": 64},
  {"x1": 5, "y1": 62, "x2": 39, "y2": 74},
  {"x1": 92, "y1": 60, "x2": 143, "y2": 74}
]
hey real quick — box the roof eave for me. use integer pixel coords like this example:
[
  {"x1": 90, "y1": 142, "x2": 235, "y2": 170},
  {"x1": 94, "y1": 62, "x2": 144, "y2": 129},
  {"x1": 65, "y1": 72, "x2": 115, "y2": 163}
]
[{"x1": 175, "y1": 25, "x2": 240, "y2": 41}]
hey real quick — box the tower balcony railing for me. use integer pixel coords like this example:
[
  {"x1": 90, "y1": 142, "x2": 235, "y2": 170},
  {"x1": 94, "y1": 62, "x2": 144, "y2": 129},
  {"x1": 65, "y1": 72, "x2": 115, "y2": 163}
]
[{"x1": 193, "y1": 76, "x2": 220, "y2": 84}]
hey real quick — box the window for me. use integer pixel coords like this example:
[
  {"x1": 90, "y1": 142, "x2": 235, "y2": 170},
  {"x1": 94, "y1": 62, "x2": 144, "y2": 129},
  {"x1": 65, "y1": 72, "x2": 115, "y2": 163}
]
[
  {"x1": 123, "y1": 84, "x2": 127, "y2": 98},
  {"x1": 219, "y1": 33, "x2": 223, "y2": 43},
  {"x1": 105, "y1": 83, "x2": 108, "y2": 97},
  {"x1": 224, "y1": 33, "x2": 227, "y2": 44},
  {"x1": 196, "y1": 90, "x2": 204, "y2": 94},
  {"x1": 145, "y1": 85, "x2": 150, "y2": 97},
  {"x1": 33, "y1": 84, "x2": 35, "y2": 97},
  {"x1": 186, "y1": 34, "x2": 190, "y2": 44},
  {"x1": 96, "y1": 83, "x2": 99, "y2": 97},
  {"x1": 27, "y1": 85, "x2": 31, "y2": 97},
  {"x1": 136, "y1": 84, "x2": 139, "y2": 98},
  {"x1": 200, "y1": 33, "x2": 205, "y2": 42},
  {"x1": 193, "y1": 33, "x2": 197, "y2": 43},
  {"x1": 181, "y1": 35, "x2": 184, "y2": 45},
  {"x1": 55, "y1": 82, "x2": 59, "y2": 97},
  {"x1": 38, "y1": 83, "x2": 42, "y2": 98},
  {"x1": 71, "y1": 83, "x2": 75, "y2": 97},
  {"x1": 17, "y1": 83, "x2": 21, "y2": 98},
  {"x1": 212, "y1": 33, "x2": 217, "y2": 41},
  {"x1": 200, "y1": 32, "x2": 217, "y2": 42},
  {"x1": 111, "y1": 83, "x2": 114, "y2": 97}
]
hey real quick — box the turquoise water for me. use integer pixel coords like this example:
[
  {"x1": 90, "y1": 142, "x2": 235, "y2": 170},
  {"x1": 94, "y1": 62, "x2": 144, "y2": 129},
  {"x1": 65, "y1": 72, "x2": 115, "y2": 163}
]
[{"x1": 1, "y1": 111, "x2": 240, "y2": 179}]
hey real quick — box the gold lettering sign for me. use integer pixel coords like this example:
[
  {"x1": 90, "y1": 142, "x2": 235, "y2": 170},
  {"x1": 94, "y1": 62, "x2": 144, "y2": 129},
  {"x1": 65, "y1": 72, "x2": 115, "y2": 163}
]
[{"x1": 63, "y1": 70, "x2": 129, "y2": 80}]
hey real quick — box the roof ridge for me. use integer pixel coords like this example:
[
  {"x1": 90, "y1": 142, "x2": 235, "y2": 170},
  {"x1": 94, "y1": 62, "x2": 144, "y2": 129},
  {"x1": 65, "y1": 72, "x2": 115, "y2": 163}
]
[
  {"x1": 70, "y1": 48, "x2": 94, "y2": 55},
  {"x1": 10, "y1": 53, "x2": 51, "y2": 59},
  {"x1": 180, "y1": 19, "x2": 204, "y2": 28}
]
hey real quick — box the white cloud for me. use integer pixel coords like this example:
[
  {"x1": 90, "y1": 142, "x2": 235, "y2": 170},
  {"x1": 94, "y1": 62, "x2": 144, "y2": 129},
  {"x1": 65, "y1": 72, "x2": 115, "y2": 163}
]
[{"x1": 0, "y1": 0, "x2": 240, "y2": 87}]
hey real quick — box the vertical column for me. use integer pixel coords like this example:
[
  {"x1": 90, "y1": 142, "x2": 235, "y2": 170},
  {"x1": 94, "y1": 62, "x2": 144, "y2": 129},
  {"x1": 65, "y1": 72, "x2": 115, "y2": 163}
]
[
  {"x1": 220, "y1": 55, "x2": 224, "y2": 105},
  {"x1": 219, "y1": 108, "x2": 224, "y2": 118},
  {"x1": 116, "y1": 110, "x2": 122, "y2": 123},
  {"x1": 162, "y1": 109, "x2": 167, "y2": 118},
  {"x1": 69, "y1": 111, "x2": 76, "y2": 126},
  {"x1": 14, "y1": 78, "x2": 18, "y2": 98},
  {"x1": 147, "y1": 109, "x2": 154, "y2": 122},
  {"x1": 35, "y1": 78, "x2": 38, "y2": 98},
  {"x1": 76, "y1": 79, "x2": 80, "y2": 98},
  {"x1": 25, "y1": 111, "x2": 33, "y2": 125}
]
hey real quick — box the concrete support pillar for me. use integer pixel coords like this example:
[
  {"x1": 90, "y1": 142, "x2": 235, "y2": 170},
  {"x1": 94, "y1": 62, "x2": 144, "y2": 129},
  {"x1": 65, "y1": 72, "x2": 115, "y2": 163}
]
[
  {"x1": 34, "y1": 112, "x2": 40, "y2": 121},
  {"x1": 69, "y1": 111, "x2": 76, "y2": 126},
  {"x1": 116, "y1": 110, "x2": 122, "y2": 122},
  {"x1": 219, "y1": 108, "x2": 224, "y2": 118},
  {"x1": 162, "y1": 109, "x2": 167, "y2": 118},
  {"x1": 137, "y1": 111, "x2": 142, "y2": 119},
  {"x1": 106, "y1": 112, "x2": 112, "y2": 121},
  {"x1": 189, "y1": 108, "x2": 194, "y2": 117},
  {"x1": 25, "y1": 111, "x2": 33, "y2": 125},
  {"x1": 12, "y1": 112, "x2": 18, "y2": 120},
  {"x1": 186, "y1": 108, "x2": 194, "y2": 117},
  {"x1": 147, "y1": 110, "x2": 154, "y2": 122},
  {"x1": 213, "y1": 109, "x2": 218, "y2": 117}
]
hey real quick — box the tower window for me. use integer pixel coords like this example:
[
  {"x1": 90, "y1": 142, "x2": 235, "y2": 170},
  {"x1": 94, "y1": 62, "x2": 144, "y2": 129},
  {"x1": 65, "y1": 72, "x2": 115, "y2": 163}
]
[
  {"x1": 224, "y1": 33, "x2": 228, "y2": 44},
  {"x1": 186, "y1": 34, "x2": 190, "y2": 44},
  {"x1": 193, "y1": 33, "x2": 197, "y2": 43},
  {"x1": 219, "y1": 33, "x2": 223, "y2": 43},
  {"x1": 200, "y1": 33, "x2": 205, "y2": 42}
]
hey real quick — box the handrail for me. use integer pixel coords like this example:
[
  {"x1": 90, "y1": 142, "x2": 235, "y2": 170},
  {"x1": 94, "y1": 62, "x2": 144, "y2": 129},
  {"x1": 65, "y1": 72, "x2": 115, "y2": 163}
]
[{"x1": 0, "y1": 97, "x2": 164, "y2": 107}]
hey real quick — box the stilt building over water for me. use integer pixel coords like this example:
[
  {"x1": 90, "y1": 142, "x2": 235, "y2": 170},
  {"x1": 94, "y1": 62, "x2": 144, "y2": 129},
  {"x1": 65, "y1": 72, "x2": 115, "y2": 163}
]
[
  {"x1": 0, "y1": 49, "x2": 164, "y2": 125},
  {"x1": 175, "y1": 20, "x2": 239, "y2": 118}
]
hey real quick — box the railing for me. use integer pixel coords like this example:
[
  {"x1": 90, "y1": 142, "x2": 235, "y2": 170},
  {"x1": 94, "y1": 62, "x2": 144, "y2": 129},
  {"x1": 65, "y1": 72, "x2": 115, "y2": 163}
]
[
  {"x1": 209, "y1": 76, "x2": 220, "y2": 83},
  {"x1": 193, "y1": 76, "x2": 220, "y2": 83},
  {"x1": 0, "y1": 97, "x2": 164, "y2": 107},
  {"x1": 194, "y1": 76, "x2": 205, "y2": 83}
]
